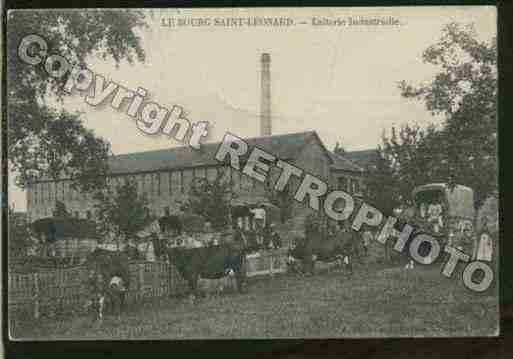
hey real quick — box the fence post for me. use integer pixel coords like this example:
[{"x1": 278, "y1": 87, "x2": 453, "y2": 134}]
[
  {"x1": 33, "y1": 272, "x2": 40, "y2": 319},
  {"x1": 138, "y1": 263, "x2": 144, "y2": 300},
  {"x1": 269, "y1": 251, "x2": 274, "y2": 277}
]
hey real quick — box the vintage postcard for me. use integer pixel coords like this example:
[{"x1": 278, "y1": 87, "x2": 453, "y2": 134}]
[{"x1": 5, "y1": 7, "x2": 498, "y2": 339}]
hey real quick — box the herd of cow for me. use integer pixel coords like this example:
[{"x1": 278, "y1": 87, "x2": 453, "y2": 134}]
[{"x1": 83, "y1": 218, "x2": 365, "y2": 323}]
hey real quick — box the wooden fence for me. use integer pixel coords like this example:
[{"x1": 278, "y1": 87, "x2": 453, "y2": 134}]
[
  {"x1": 8, "y1": 261, "x2": 188, "y2": 319},
  {"x1": 9, "y1": 249, "x2": 290, "y2": 320}
]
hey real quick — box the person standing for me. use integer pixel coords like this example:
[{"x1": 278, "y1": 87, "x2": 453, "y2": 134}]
[
  {"x1": 233, "y1": 223, "x2": 246, "y2": 247},
  {"x1": 427, "y1": 196, "x2": 444, "y2": 233},
  {"x1": 342, "y1": 221, "x2": 362, "y2": 267},
  {"x1": 362, "y1": 230, "x2": 373, "y2": 256},
  {"x1": 203, "y1": 221, "x2": 214, "y2": 246},
  {"x1": 84, "y1": 270, "x2": 106, "y2": 322},
  {"x1": 250, "y1": 207, "x2": 266, "y2": 232},
  {"x1": 108, "y1": 275, "x2": 126, "y2": 318},
  {"x1": 302, "y1": 217, "x2": 319, "y2": 275},
  {"x1": 335, "y1": 222, "x2": 352, "y2": 274},
  {"x1": 270, "y1": 224, "x2": 282, "y2": 249},
  {"x1": 475, "y1": 217, "x2": 494, "y2": 262}
]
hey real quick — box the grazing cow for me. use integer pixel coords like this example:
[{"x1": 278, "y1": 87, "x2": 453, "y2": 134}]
[
  {"x1": 197, "y1": 268, "x2": 237, "y2": 296},
  {"x1": 288, "y1": 222, "x2": 360, "y2": 275},
  {"x1": 165, "y1": 238, "x2": 248, "y2": 302},
  {"x1": 84, "y1": 248, "x2": 131, "y2": 319},
  {"x1": 288, "y1": 236, "x2": 347, "y2": 275}
]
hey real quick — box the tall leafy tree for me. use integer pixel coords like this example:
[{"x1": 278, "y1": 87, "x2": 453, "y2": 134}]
[
  {"x1": 389, "y1": 22, "x2": 497, "y2": 207},
  {"x1": 184, "y1": 172, "x2": 232, "y2": 231},
  {"x1": 381, "y1": 124, "x2": 443, "y2": 203},
  {"x1": 363, "y1": 149, "x2": 400, "y2": 217},
  {"x1": 93, "y1": 179, "x2": 152, "y2": 243},
  {"x1": 7, "y1": 10, "x2": 147, "y2": 191}
]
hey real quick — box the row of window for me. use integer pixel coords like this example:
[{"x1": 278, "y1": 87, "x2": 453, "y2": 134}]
[
  {"x1": 30, "y1": 176, "x2": 362, "y2": 221},
  {"x1": 29, "y1": 169, "x2": 363, "y2": 207},
  {"x1": 337, "y1": 176, "x2": 361, "y2": 194},
  {"x1": 28, "y1": 166, "x2": 269, "y2": 206}
]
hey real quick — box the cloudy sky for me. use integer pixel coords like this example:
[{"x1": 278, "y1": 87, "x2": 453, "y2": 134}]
[{"x1": 8, "y1": 6, "x2": 496, "y2": 211}]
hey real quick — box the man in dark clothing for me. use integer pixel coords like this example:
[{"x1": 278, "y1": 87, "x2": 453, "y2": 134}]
[
  {"x1": 270, "y1": 224, "x2": 282, "y2": 249},
  {"x1": 263, "y1": 225, "x2": 272, "y2": 249},
  {"x1": 233, "y1": 225, "x2": 248, "y2": 249},
  {"x1": 338, "y1": 221, "x2": 362, "y2": 273}
]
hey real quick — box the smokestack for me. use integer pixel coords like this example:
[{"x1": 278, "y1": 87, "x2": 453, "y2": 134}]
[{"x1": 260, "y1": 53, "x2": 271, "y2": 136}]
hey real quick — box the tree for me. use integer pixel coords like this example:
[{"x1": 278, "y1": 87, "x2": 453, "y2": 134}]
[
  {"x1": 53, "y1": 200, "x2": 70, "y2": 217},
  {"x1": 183, "y1": 172, "x2": 232, "y2": 231},
  {"x1": 381, "y1": 124, "x2": 442, "y2": 204},
  {"x1": 363, "y1": 149, "x2": 400, "y2": 217},
  {"x1": 93, "y1": 179, "x2": 152, "y2": 244},
  {"x1": 392, "y1": 22, "x2": 497, "y2": 207},
  {"x1": 7, "y1": 10, "x2": 146, "y2": 192},
  {"x1": 9, "y1": 107, "x2": 112, "y2": 192}
]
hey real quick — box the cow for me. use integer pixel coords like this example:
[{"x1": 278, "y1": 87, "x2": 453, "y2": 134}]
[
  {"x1": 84, "y1": 248, "x2": 131, "y2": 320},
  {"x1": 164, "y1": 236, "x2": 248, "y2": 302},
  {"x1": 288, "y1": 222, "x2": 360, "y2": 275},
  {"x1": 288, "y1": 236, "x2": 346, "y2": 275}
]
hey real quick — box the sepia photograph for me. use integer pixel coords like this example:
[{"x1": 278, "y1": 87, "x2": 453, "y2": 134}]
[{"x1": 5, "y1": 7, "x2": 499, "y2": 340}]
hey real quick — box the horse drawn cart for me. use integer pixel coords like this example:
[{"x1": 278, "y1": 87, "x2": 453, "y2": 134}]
[{"x1": 230, "y1": 198, "x2": 288, "y2": 277}]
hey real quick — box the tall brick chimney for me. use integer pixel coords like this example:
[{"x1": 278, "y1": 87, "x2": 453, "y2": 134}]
[{"x1": 260, "y1": 53, "x2": 272, "y2": 136}]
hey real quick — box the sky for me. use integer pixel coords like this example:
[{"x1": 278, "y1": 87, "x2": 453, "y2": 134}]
[{"x1": 8, "y1": 6, "x2": 497, "y2": 211}]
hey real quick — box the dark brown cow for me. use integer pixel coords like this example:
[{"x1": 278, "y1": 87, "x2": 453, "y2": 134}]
[
  {"x1": 288, "y1": 227, "x2": 359, "y2": 275},
  {"x1": 165, "y1": 239, "x2": 248, "y2": 301}
]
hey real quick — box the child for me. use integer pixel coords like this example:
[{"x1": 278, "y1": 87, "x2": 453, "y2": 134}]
[
  {"x1": 109, "y1": 275, "x2": 126, "y2": 317},
  {"x1": 84, "y1": 270, "x2": 106, "y2": 322}
]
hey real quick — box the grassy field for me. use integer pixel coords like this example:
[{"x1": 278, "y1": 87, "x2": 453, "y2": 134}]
[{"x1": 10, "y1": 264, "x2": 498, "y2": 339}]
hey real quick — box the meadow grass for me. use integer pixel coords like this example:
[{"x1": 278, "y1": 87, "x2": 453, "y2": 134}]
[{"x1": 10, "y1": 264, "x2": 498, "y2": 339}]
